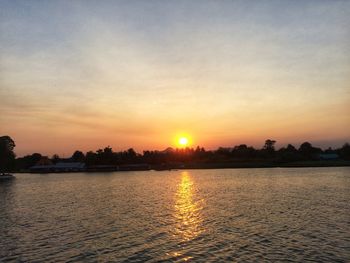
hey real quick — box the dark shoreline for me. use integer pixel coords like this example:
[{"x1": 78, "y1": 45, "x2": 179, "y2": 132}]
[
  {"x1": 14, "y1": 160, "x2": 350, "y2": 173},
  {"x1": 184, "y1": 160, "x2": 350, "y2": 169}
]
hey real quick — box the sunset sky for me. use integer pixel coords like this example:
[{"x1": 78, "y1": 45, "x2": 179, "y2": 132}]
[{"x1": 1, "y1": 0, "x2": 349, "y2": 156}]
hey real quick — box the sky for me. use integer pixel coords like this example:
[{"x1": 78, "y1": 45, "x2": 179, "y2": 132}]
[{"x1": 0, "y1": 0, "x2": 349, "y2": 157}]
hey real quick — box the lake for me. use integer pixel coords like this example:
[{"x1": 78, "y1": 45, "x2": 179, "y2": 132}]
[{"x1": 0, "y1": 168, "x2": 349, "y2": 262}]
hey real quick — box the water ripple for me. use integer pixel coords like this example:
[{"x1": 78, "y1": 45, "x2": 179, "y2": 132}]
[{"x1": 0, "y1": 168, "x2": 349, "y2": 262}]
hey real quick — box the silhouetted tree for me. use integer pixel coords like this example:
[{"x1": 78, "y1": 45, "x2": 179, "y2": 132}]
[
  {"x1": 127, "y1": 148, "x2": 137, "y2": 158},
  {"x1": 15, "y1": 153, "x2": 42, "y2": 170},
  {"x1": 299, "y1": 142, "x2": 312, "y2": 152},
  {"x1": 298, "y1": 142, "x2": 322, "y2": 160},
  {"x1": 263, "y1": 139, "x2": 276, "y2": 152},
  {"x1": 286, "y1": 144, "x2": 297, "y2": 152},
  {"x1": 232, "y1": 144, "x2": 257, "y2": 159},
  {"x1": 216, "y1": 147, "x2": 231, "y2": 157},
  {"x1": 278, "y1": 144, "x2": 299, "y2": 162},
  {"x1": 85, "y1": 151, "x2": 97, "y2": 166},
  {"x1": 338, "y1": 143, "x2": 350, "y2": 160},
  {"x1": 95, "y1": 146, "x2": 114, "y2": 165},
  {"x1": 0, "y1": 135, "x2": 16, "y2": 172},
  {"x1": 52, "y1": 154, "x2": 60, "y2": 164},
  {"x1": 194, "y1": 146, "x2": 206, "y2": 160},
  {"x1": 72, "y1": 150, "x2": 85, "y2": 162},
  {"x1": 260, "y1": 139, "x2": 276, "y2": 158}
]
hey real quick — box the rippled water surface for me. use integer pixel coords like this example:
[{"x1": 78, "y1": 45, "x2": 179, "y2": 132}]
[{"x1": 1, "y1": 168, "x2": 349, "y2": 262}]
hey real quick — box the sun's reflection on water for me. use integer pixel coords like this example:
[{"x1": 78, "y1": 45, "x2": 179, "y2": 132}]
[{"x1": 174, "y1": 171, "x2": 204, "y2": 242}]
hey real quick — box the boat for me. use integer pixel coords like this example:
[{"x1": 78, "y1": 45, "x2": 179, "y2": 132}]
[{"x1": 0, "y1": 173, "x2": 15, "y2": 180}]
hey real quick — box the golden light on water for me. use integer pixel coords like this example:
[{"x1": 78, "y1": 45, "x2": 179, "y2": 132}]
[{"x1": 174, "y1": 171, "x2": 204, "y2": 242}]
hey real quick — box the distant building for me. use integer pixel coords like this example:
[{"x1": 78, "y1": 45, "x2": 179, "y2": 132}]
[
  {"x1": 54, "y1": 162, "x2": 86, "y2": 171},
  {"x1": 30, "y1": 162, "x2": 85, "y2": 173},
  {"x1": 318, "y1": 153, "x2": 339, "y2": 160}
]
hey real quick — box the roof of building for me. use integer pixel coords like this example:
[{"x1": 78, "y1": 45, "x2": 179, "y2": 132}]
[
  {"x1": 30, "y1": 162, "x2": 85, "y2": 170},
  {"x1": 54, "y1": 162, "x2": 85, "y2": 168},
  {"x1": 319, "y1": 153, "x2": 339, "y2": 159}
]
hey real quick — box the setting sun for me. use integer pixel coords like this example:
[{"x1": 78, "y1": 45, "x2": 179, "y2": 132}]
[
  {"x1": 179, "y1": 137, "x2": 189, "y2": 147},
  {"x1": 173, "y1": 133, "x2": 192, "y2": 148}
]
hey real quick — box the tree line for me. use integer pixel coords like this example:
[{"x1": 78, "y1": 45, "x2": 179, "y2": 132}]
[{"x1": 1, "y1": 135, "x2": 350, "y2": 172}]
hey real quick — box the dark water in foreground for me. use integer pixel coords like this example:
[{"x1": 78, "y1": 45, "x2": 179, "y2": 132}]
[{"x1": 0, "y1": 168, "x2": 349, "y2": 262}]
